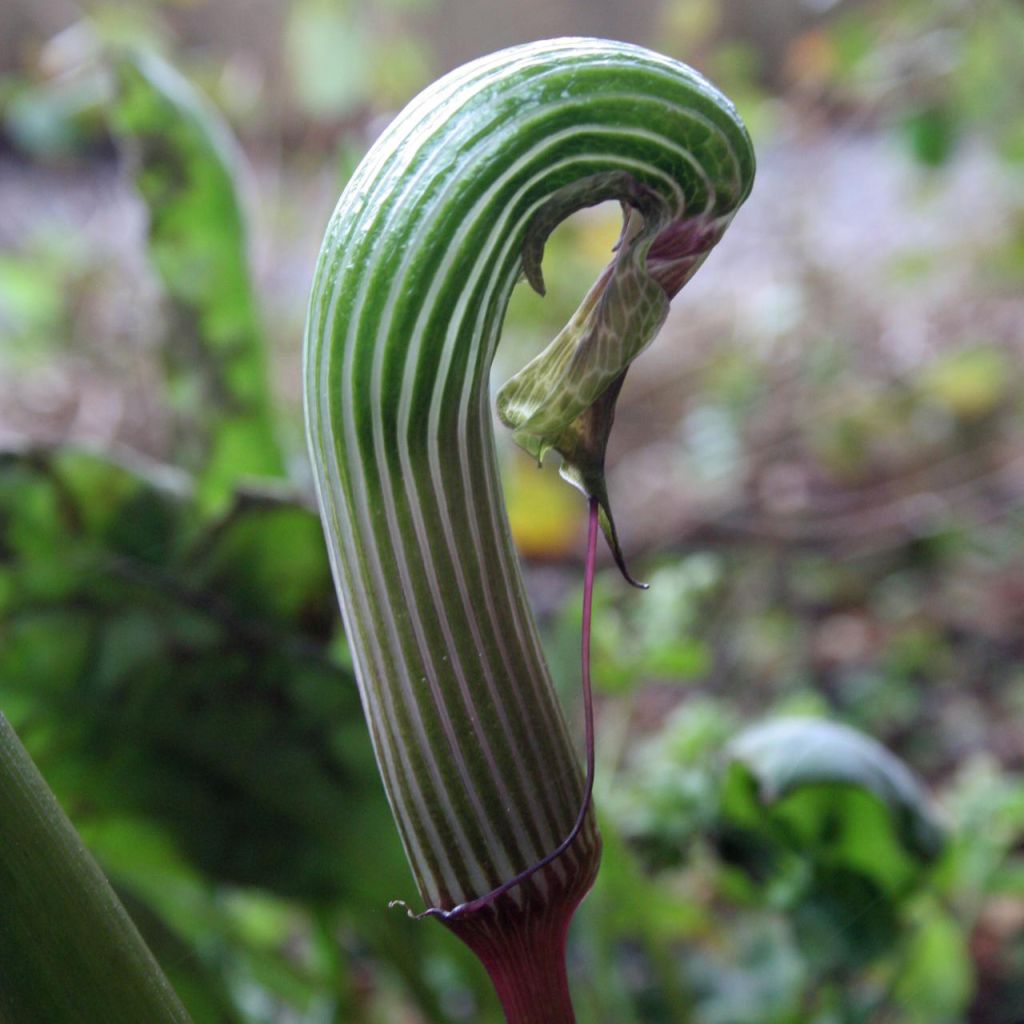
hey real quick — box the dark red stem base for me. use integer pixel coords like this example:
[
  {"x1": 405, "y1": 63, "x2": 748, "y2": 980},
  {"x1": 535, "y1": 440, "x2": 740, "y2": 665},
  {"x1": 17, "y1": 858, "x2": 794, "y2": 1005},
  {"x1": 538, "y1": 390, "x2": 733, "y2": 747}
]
[{"x1": 441, "y1": 824, "x2": 600, "y2": 1024}]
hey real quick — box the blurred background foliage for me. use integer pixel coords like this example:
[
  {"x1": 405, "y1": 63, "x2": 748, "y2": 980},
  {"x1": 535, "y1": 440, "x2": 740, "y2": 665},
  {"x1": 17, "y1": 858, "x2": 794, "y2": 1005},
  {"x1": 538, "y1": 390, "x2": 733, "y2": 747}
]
[{"x1": 1, "y1": 0, "x2": 1024, "y2": 1021}]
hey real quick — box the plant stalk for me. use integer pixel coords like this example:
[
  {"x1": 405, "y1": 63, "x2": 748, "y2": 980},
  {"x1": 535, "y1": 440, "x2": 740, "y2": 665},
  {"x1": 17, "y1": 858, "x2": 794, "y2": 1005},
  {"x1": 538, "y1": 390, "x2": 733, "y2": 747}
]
[
  {"x1": 304, "y1": 38, "x2": 755, "y2": 1021},
  {"x1": 0, "y1": 714, "x2": 192, "y2": 1024}
]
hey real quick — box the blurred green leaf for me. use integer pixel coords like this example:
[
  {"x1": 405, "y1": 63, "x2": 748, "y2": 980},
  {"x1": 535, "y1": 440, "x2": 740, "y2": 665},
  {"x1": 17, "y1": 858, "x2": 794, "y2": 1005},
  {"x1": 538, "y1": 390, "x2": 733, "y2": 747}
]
[
  {"x1": 714, "y1": 718, "x2": 949, "y2": 982},
  {"x1": 722, "y1": 717, "x2": 946, "y2": 866},
  {"x1": 0, "y1": 448, "x2": 401, "y2": 905},
  {"x1": 106, "y1": 49, "x2": 283, "y2": 510},
  {"x1": 901, "y1": 103, "x2": 957, "y2": 168},
  {"x1": 892, "y1": 904, "x2": 973, "y2": 1023}
]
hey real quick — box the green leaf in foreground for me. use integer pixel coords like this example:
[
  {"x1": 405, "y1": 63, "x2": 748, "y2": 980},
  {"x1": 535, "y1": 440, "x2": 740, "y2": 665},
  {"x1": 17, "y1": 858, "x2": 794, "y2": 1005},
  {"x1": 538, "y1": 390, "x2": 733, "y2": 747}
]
[{"x1": 0, "y1": 713, "x2": 191, "y2": 1024}]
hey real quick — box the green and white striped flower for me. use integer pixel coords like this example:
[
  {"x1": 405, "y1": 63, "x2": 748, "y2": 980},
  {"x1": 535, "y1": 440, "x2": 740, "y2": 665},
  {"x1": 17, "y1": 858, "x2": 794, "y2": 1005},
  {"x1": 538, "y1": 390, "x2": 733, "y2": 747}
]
[{"x1": 304, "y1": 37, "x2": 754, "y2": 1022}]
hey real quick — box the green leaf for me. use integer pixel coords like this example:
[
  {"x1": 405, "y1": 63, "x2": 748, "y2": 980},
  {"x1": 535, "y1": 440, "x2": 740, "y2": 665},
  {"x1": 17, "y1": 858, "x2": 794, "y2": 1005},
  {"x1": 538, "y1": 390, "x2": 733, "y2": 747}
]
[
  {"x1": 0, "y1": 449, "x2": 394, "y2": 908},
  {"x1": 892, "y1": 905, "x2": 974, "y2": 1022},
  {"x1": 105, "y1": 48, "x2": 283, "y2": 509},
  {"x1": 714, "y1": 718, "x2": 948, "y2": 976},
  {"x1": 901, "y1": 104, "x2": 958, "y2": 168},
  {"x1": 191, "y1": 494, "x2": 334, "y2": 623},
  {"x1": 0, "y1": 715, "x2": 192, "y2": 1024},
  {"x1": 723, "y1": 717, "x2": 946, "y2": 867},
  {"x1": 790, "y1": 864, "x2": 901, "y2": 971}
]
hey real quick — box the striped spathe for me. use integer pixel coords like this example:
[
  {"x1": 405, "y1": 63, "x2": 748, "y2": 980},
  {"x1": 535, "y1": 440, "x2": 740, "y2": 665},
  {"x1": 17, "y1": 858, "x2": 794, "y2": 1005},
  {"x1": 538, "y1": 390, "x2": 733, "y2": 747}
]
[{"x1": 304, "y1": 37, "x2": 755, "y2": 915}]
